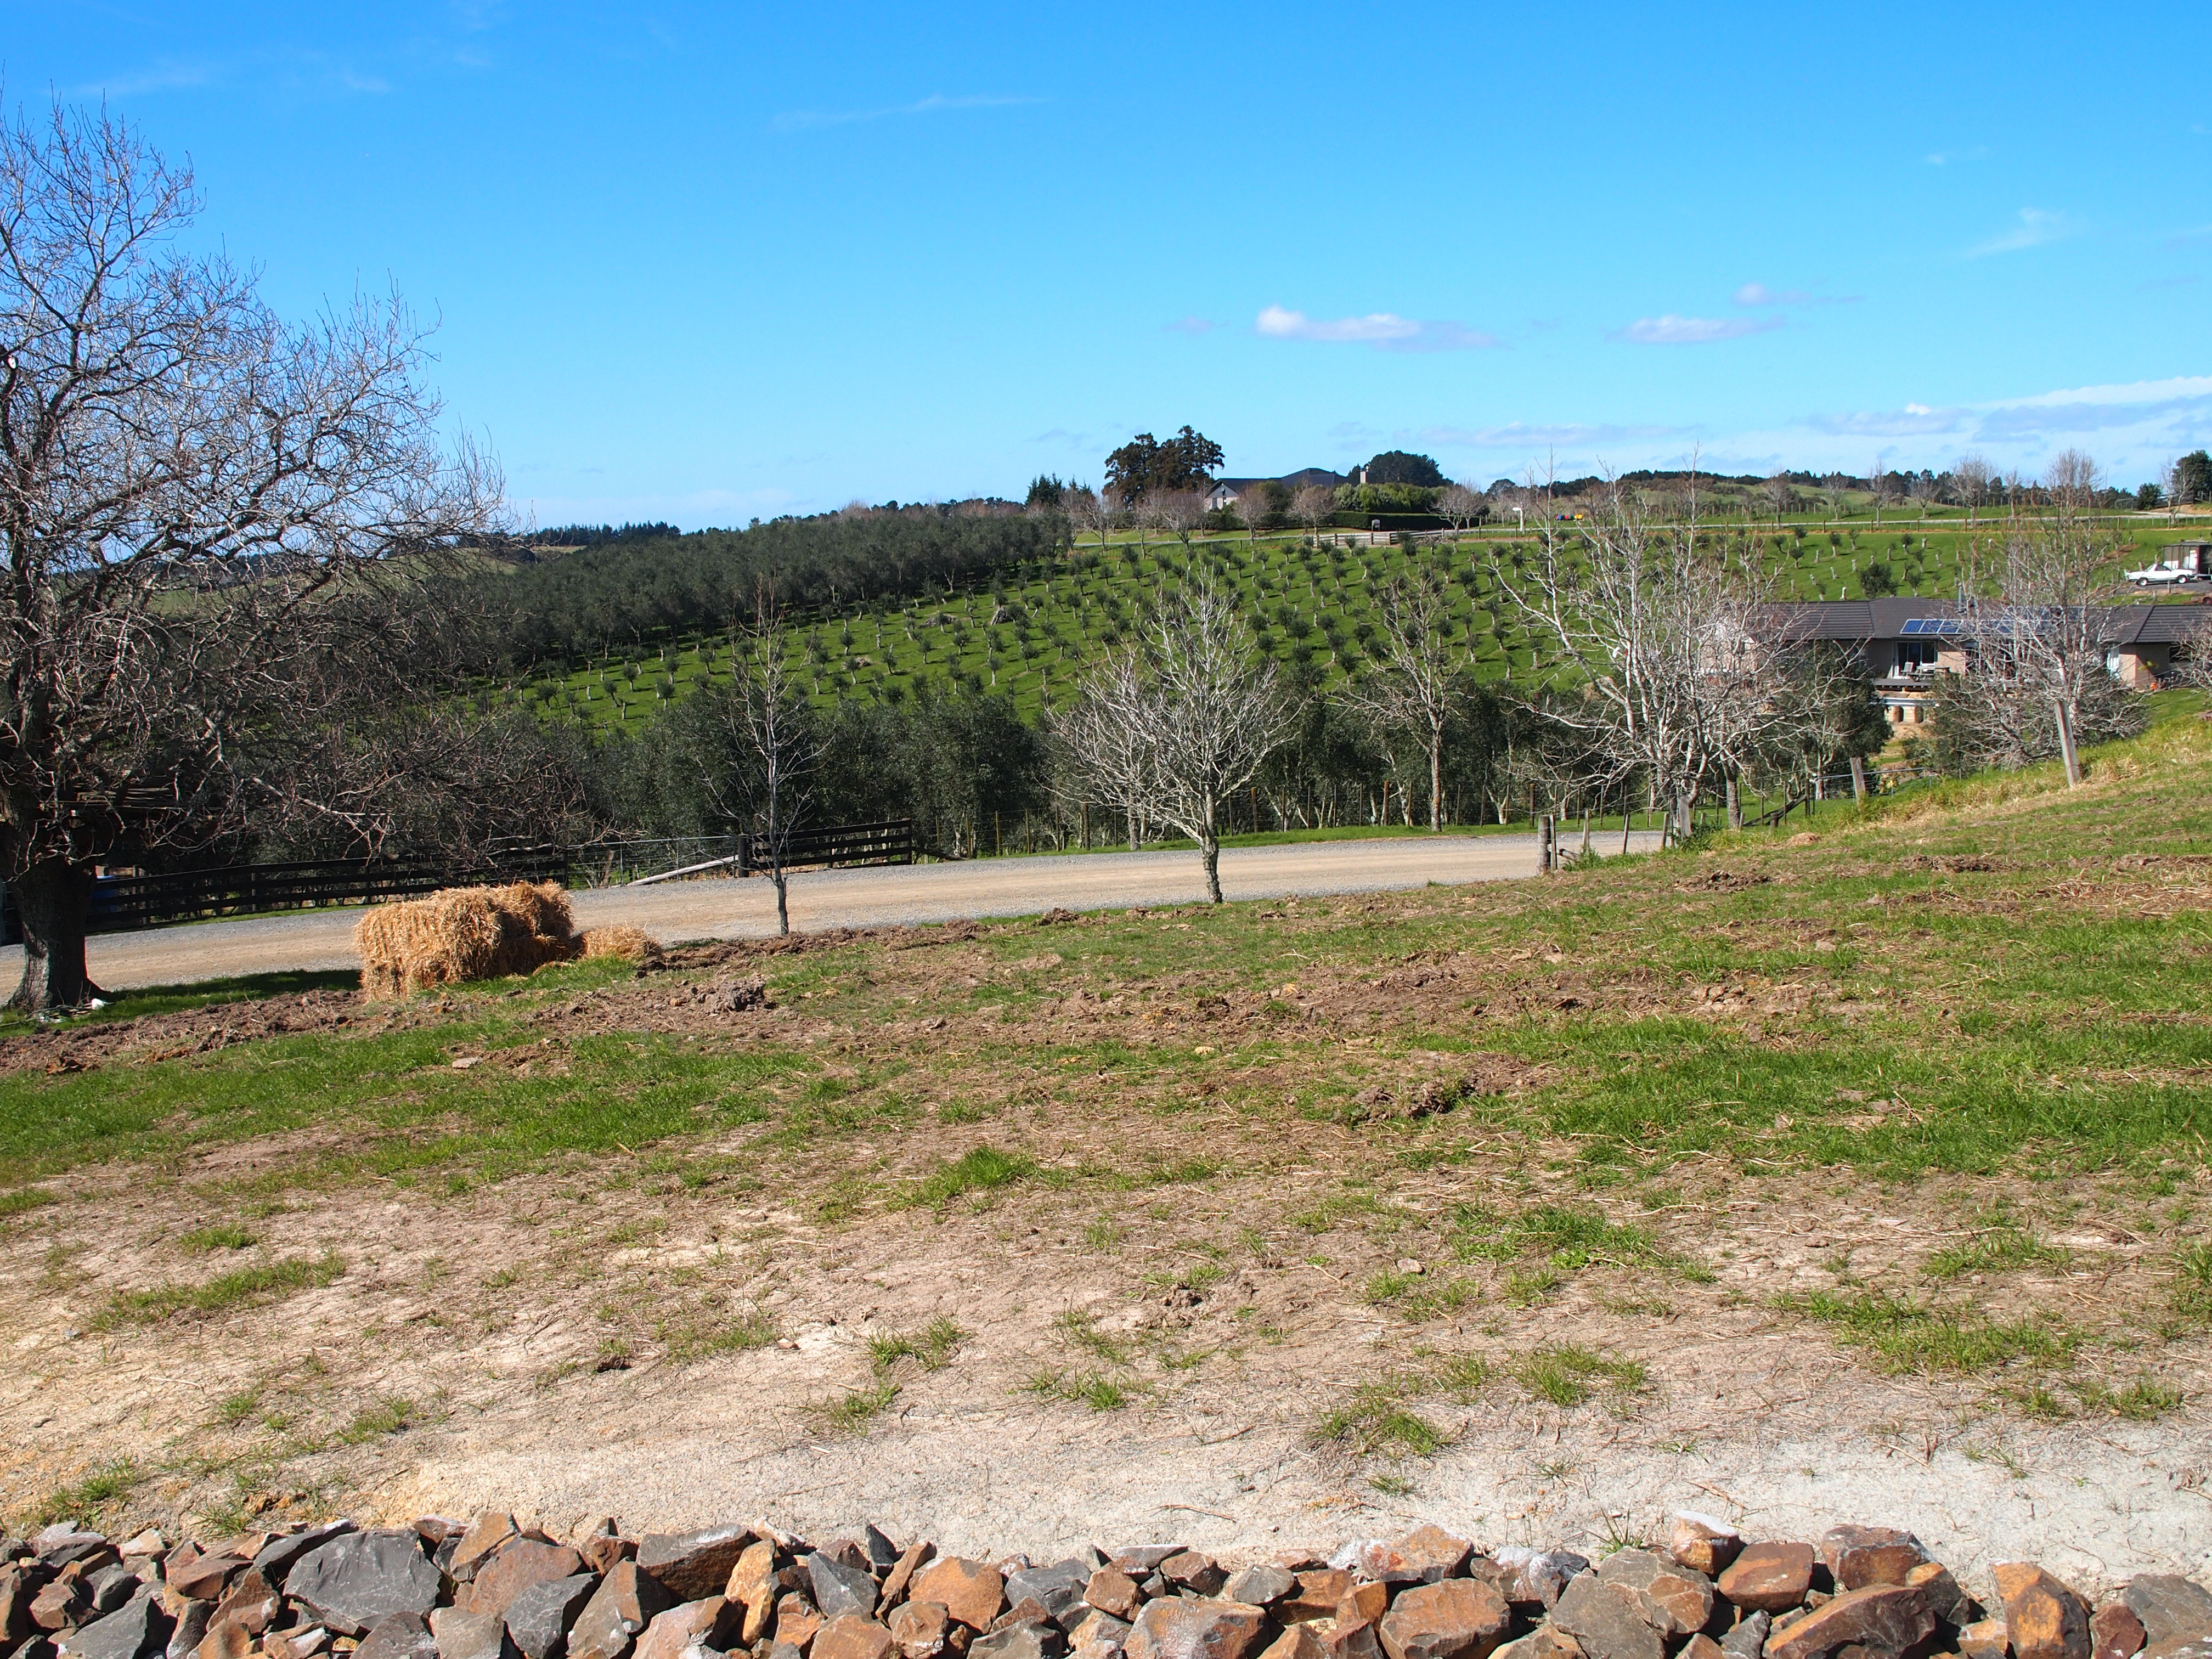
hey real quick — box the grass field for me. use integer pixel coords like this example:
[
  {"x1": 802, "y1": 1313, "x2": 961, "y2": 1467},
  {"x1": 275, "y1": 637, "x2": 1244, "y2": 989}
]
[
  {"x1": 2, "y1": 697, "x2": 2207, "y2": 1532},
  {"x1": 495, "y1": 520, "x2": 2212, "y2": 730}
]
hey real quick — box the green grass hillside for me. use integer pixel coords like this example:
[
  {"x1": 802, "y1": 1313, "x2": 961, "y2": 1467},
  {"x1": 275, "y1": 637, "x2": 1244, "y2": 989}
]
[{"x1": 499, "y1": 521, "x2": 2210, "y2": 731}]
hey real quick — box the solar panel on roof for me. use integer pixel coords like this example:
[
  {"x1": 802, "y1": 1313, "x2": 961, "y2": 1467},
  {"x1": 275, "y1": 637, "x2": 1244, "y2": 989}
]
[{"x1": 1899, "y1": 618, "x2": 1962, "y2": 635}]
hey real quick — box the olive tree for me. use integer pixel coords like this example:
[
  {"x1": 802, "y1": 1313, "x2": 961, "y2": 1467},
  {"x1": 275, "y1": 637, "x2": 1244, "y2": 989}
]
[{"x1": 0, "y1": 103, "x2": 500, "y2": 1008}]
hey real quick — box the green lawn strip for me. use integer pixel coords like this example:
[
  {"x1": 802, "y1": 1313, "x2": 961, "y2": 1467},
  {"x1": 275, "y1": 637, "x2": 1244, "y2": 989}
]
[{"x1": 91, "y1": 1250, "x2": 345, "y2": 1329}]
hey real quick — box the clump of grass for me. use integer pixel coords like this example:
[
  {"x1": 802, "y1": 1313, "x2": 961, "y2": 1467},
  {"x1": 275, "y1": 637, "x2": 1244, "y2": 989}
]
[
  {"x1": 214, "y1": 1387, "x2": 261, "y2": 1427},
  {"x1": 1370, "y1": 1473, "x2": 1414, "y2": 1497},
  {"x1": 1453, "y1": 1201, "x2": 1677, "y2": 1271},
  {"x1": 1787, "y1": 1289, "x2": 2074, "y2": 1374},
  {"x1": 1, "y1": 1188, "x2": 59, "y2": 1221},
  {"x1": 869, "y1": 1316, "x2": 968, "y2": 1373},
  {"x1": 1925, "y1": 1225, "x2": 2071, "y2": 1279},
  {"x1": 1317, "y1": 1376, "x2": 1449, "y2": 1457},
  {"x1": 92, "y1": 1252, "x2": 343, "y2": 1329},
  {"x1": 1053, "y1": 1308, "x2": 1131, "y2": 1364},
  {"x1": 1502, "y1": 1266, "x2": 1562, "y2": 1306},
  {"x1": 27, "y1": 1458, "x2": 142, "y2": 1526},
  {"x1": 914, "y1": 1146, "x2": 1035, "y2": 1208},
  {"x1": 1082, "y1": 1217, "x2": 1125, "y2": 1250},
  {"x1": 337, "y1": 1396, "x2": 416, "y2": 1443},
  {"x1": 2174, "y1": 1242, "x2": 2212, "y2": 1323},
  {"x1": 180, "y1": 1224, "x2": 258, "y2": 1252},
  {"x1": 657, "y1": 1302, "x2": 776, "y2": 1363},
  {"x1": 2072, "y1": 1376, "x2": 2185, "y2": 1420},
  {"x1": 815, "y1": 1379, "x2": 900, "y2": 1434},
  {"x1": 1023, "y1": 1368, "x2": 1128, "y2": 1410},
  {"x1": 1367, "y1": 1270, "x2": 1479, "y2": 1322},
  {"x1": 1514, "y1": 1344, "x2": 1648, "y2": 1407}
]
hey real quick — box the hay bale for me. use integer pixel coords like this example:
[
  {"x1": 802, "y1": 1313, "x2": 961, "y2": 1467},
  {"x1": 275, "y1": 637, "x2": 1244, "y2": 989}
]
[
  {"x1": 356, "y1": 881, "x2": 580, "y2": 1000},
  {"x1": 578, "y1": 924, "x2": 659, "y2": 966}
]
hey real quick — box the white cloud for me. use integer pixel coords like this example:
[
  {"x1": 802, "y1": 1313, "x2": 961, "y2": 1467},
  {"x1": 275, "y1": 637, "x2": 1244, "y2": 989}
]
[
  {"x1": 1966, "y1": 208, "x2": 2074, "y2": 257},
  {"x1": 770, "y1": 93, "x2": 1042, "y2": 133},
  {"x1": 1613, "y1": 314, "x2": 1782, "y2": 345},
  {"x1": 1255, "y1": 306, "x2": 1499, "y2": 352},
  {"x1": 1802, "y1": 403, "x2": 1970, "y2": 438},
  {"x1": 1734, "y1": 283, "x2": 1862, "y2": 307}
]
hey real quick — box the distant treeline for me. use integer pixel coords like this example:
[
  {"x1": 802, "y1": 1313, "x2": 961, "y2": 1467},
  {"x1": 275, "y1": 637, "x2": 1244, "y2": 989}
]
[{"x1": 475, "y1": 511, "x2": 1065, "y2": 668}]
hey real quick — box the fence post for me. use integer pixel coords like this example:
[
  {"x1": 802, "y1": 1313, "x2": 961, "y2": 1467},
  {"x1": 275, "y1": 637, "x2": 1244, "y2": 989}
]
[{"x1": 1537, "y1": 814, "x2": 1555, "y2": 874}]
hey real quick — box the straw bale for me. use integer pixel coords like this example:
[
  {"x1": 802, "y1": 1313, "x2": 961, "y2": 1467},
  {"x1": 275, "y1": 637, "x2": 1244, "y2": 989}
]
[
  {"x1": 578, "y1": 924, "x2": 659, "y2": 966},
  {"x1": 356, "y1": 881, "x2": 581, "y2": 1000}
]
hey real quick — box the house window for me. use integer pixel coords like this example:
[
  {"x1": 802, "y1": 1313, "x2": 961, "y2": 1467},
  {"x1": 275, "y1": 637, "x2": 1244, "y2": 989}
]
[{"x1": 1895, "y1": 640, "x2": 1939, "y2": 673}]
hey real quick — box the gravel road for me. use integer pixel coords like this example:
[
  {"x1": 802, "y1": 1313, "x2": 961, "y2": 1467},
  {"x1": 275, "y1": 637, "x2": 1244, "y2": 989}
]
[{"x1": 3, "y1": 832, "x2": 1658, "y2": 991}]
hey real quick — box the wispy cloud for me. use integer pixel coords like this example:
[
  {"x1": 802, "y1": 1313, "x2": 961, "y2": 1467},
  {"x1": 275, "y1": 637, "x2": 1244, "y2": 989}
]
[
  {"x1": 65, "y1": 60, "x2": 216, "y2": 98},
  {"x1": 1419, "y1": 421, "x2": 1689, "y2": 450},
  {"x1": 1801, "y1": 403, "x2": 1970, "y2": 438},
  {"x1": 2142, "y1": 274, "x2": 2199, "y2": 291},
  {"x1": 1966, "y1": 207, "x2": 2074, "y2": 257},
  {"x1": 1733, "y1": 283, "x2": 1862, "y2": 307},
  {"x1": 1027, "y1": 428, "x2": 1094, "y2": 451},
  {"x1": 1164, "y1": 316, "x2": 1217, "y2": 335},
  {"x1": 1255, "y1": 305, "x2": 1498, "y2": 352},
  {"x1": 2164, "y1": 224, "x2": 2212, "y2": 249},
  {"x1": 770, "y1": 93, "x2": 1042, "y2": 133},
  {"x1": 69, "y1": 50, "x2": 392, "y2": 100},
  {"x1": 1923, "y1": 145, "x2": 1990, "y2": 166},
  {"x1": 1612, "y1": 313, "x2": 1782, "y2": 345}
]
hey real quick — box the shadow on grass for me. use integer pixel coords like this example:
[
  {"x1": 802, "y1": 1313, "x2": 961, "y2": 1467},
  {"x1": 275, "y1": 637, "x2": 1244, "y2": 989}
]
[{"x1": 75, "y1": 969, "x2": 362, "y2": 1026}]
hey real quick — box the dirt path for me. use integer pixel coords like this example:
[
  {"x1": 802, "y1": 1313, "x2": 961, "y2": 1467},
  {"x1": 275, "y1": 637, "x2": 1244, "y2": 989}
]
[{"x1": 4, "y1": 834, "x2": 1651, "y2": 991}]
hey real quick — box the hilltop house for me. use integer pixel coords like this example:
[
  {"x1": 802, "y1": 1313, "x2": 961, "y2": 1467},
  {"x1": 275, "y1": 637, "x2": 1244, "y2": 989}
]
[
  {"x1": 1762, "y1": 599, "x2": 2209, "y2": 722},
  {"x1": 1202, "y1": 467, "x2": 1345, "y2": 514}
]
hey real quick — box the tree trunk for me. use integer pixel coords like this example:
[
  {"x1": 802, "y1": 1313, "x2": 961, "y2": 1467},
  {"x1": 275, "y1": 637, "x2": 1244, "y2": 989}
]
[
  {"x1": 2055, "y1": 699, "x2": 2081, "y2": 787},
  {"x1": 1850, "y1": 753, "x2": 1867, "y2": 802},
  {"x1": 8, "y1": 858, "x2": 100, "y2": 1012},
  {"x1": 1429, "y1": 731, "x2": 1444, "y2": 832},
  {"x1": 1725, "y1": 771, "x2": 1743, "y2": 832}
]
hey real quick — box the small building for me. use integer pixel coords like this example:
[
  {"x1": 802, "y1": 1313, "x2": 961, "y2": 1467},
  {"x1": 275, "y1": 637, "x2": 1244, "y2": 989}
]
[{"x1": 1201, "y1": 467, "x2": 1345, "y2": 513}]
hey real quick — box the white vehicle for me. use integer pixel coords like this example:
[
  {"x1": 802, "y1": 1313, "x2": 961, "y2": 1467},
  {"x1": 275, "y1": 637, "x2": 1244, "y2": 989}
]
[{"x1": 2126, "y1": 561, "x2": 2203, "y2": 587}]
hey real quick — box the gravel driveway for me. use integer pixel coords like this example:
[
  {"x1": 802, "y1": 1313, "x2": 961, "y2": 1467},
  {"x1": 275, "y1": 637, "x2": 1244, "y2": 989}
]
[{"x1": 3, "y1": 832, "x2": 1660, "y2": 991}]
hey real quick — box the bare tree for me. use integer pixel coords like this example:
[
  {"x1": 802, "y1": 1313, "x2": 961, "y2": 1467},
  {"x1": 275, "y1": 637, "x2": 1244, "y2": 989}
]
[
  {"x1": 1434, "y1": 482, "x2": 1483, "y2": 538},
  {"x1": 2045, "y1": 448, "x2": 2104, "y2": 515},
  {"x1": 1905, "y1": 470, "x2": 1941, "y2": 518},
  {"x1": 1240, "y1": 483, "x2": 1271, "y2": 548},
  {"x1": 1066, "y1": 484, "x2": 1113, "y2": 550},
  {"x1": 1764, "y1": 469, "x2": 1796, "y2": 522},
  {"x1": 1155, "y1": 488, "x2": 1206, "y2": 556},
  {"x1": 1293, "y1": 483, "x2": 1334, "y2": 545},
  {"x1": 1056, "y1": 575, "x2": 1293, "y2": 901},
  {"x1": 703, "y1": 585, "x2": 823, "y2": 934},
  {"x1": 1341, "y1": 571, "x2": 1462, "y2": 831},
  {"x1": 0, "y1": 102, "x2": 501, "y2": 1009},
  {"x1": 1820, "y1": 473, "x2": 1850, "y2": 524},
  {"x1": 1954, "y1": 453, "x2": 1994, "y2": 527},
  {"x1": 1867, "y1": 464, "x2": 1897, "y2": 527}
]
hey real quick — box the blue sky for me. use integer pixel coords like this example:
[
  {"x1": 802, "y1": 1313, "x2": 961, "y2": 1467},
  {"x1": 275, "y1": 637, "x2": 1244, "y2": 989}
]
[{"x1": 15, "y1": 1, "x2": 2210, "y2": 526}]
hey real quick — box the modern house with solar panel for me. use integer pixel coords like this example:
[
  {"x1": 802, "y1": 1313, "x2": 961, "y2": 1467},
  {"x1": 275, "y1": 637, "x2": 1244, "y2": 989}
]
[{"x1": 1761, "y1": 599, "x2": 2210, "y2": 725}]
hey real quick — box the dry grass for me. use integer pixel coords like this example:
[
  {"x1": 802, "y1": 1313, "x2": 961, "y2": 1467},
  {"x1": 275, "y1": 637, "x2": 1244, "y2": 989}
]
[{"x1": 354, "y1": 882, "x2": 650, "y2": 998}]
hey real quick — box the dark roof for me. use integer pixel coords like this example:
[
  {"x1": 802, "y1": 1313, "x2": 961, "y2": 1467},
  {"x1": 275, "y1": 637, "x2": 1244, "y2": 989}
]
[
  {"x1": 1758, "y1": 598, "x2": 2211, "y2": 646},
  {"x1": 2098, "y1": 603, "x2": 2212, "y2": 645}
]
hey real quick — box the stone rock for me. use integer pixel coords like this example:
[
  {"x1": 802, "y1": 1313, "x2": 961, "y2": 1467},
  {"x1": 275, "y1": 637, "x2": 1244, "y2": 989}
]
[
  {"x1": 470, "y1": 1544, "x2": 589, "y2": 1626},
  {"x1": 1486, "y1": 1551, "x2": 1589, "y2": 1612},
  {"x1": 4, "y1": 1563, "x2": 49, "y2": 1644},
  {"x1": 971, "y1": 1625, "x2": 1058, "y2": 1659},
  {"x1": 1107, "y1": 1555, "x2": 1184, "y2": 1579},
  {"x1": 1486, "y1": 1633, "x2": 1581, "y2": 1659},
  {"x1": 867, "y1": 1532, "x2": 903, "y2": 1574},
  {"x1": 727, "y1": 1541, "x2": 781, "y2": 1646},
  {"x1": 160, "y1": 1596, "x2": 208, "y2": 1659},
  {"x1": 2142, "y1": 1644, "x2": 2212, "y2": 1659},
  {"x1": 913, "y1": 1562, "x2": 1006, "y2": 1634},
  {"x1": 812, "y1": 1556, "x2": 882, "y2": 1623},
  {"x1": 1765, "y1": 1585, "x2": 1937, "y2": 1659},
  {"x1": 635, "y1": 1599, "x2": 741, "y2": 1659},
  {"x1": 1550, "y1": 1576, "x2": 1662, "y2": 1659},
  {"x1": 1257, "y1": 1629, "x2": 1329, "y2": 1659},
  {"x1": 249, "y1": 1526, "x2": 356, "y2": 1589},
  {"x1": 568, "y1": 1563, "x2": 675, "y2": 1659},
  {"x1": 1959, "y1": 1618, "x2": 2011, "y2": 1659},
  {"x1": 452, "y1": 1519, "x2": 522, "y2": 1585},
  {"x1": 285, "y1": 1533, "x2": 441, "y2": 1639},
  {"x1": 57, "y1": 1592, "x2": 169, "y2": 1659},
  {"x1": 504, "y1": 1574, "x2": 600, "y2": 1659},
  {"x1": 1335, "y1": 1531, "x2": 1471, "y2": 1589},
  {"x1": 1341, "y1": 1588, "x2": 1390, "y2": 1629},
  {"x1": 2121, "y1": 1582, "x2": 2212, "y2": 1651},
  {"x1": 1819, "y1": 1531, "x2": 1930, "y2": 1594},
  {"x1": 1994, "y1": 1566, "x2": 2091, "y2": 1659},
  {"x1": 266, "y1": 1626, "x2": 333, "y2": 1659},
  {"x1": 162, "y1": 1558, "x2": 241, "y2": 1606},
  {"x1": 207, "y1": 1571, "x2": 278, "y2": 1638},
  {"x1": 42, "y1": 1543, "x2": 119, "y2": 1576},
  {"x1": 884, "y1": 1546, "x2": 939, "y2": 1612},
  {"x1": 636, "y1": 1530, "x2": 754, "y2": 1605},
  {"x1": 1903, "y1": 1562, "x2": 1976, "y2": 1628},
  {"x1": 1376, "y1": 1579, "x2": 1512, "y2": 1659},
  {"x1": 994, "y1": 1601, "x2": 1057, "y2": 1637},
  {"x1": 581, "y1": 1539, "x2": 635, "y2": 1579},
  {"x1": 356, "y1": 1612, "x2": 438, "y2": 1659},
  {"x1": 1122, "y1": 1600, "x2": 1266, "y2": 1659},
  {"x1": 816, "y1": 1616, "x2": 898, "y2": 1659},
  {"x1": 891, "y1": 1602, "x2": 953, "y2": 1659},
  {"x1": 2095, "y1": 1604, "x2": 2147, "y2": 1659},
  {"x1": 1718, "y1": 1610, "x2": 1768, "y2": 1659},
  {"x1": 1068, "y1": 1610, "x2": 1132, "y2": 1659},
  {"x1": 1678, "y1": 1637, "x2": 1723, "y2": 1659},
  {"x1": 1224, "y1": 1571, "x2": 1294, "y2": 1610},
  {"x1": 194, "y1": 1614, "x2": 252, "y2": 1659},
  {"x1": 1595, "y1": 1551, "x2": 1712, "y2": 1637},
  {"x1": 1085, "y1": 1574, "x2": 1144, "y2": 1623},
  {"x1": 1279, "y1": 1574, "x2": 1355, "y2": 1625},
  {"x1": 1716, "y1": 1544, "x2": 1815, "y2": 1615},
  {"x1": 1156, "y1": 1559, "x2": 1226, "y2": 1599},
  {"x1": 86, "y1": 1570, "x2": 140, "y2": 1618},
  {"x1": 433, "y1": 1607, "x2": 523, "y2": 1659},
  {"x1": 778, "y1": 1594, "x2": 827, "y2": 1654},
  {"x1": 1667, "y1": 1517, "x2": 1742, "y2": 1579},
  {"x1": 1324, "y1": 1621, "x2": 1384, "y2": 1659},
  {"x1": 1006, "y1": 1566, "x2": 1091, "y2": 1627},
  {"x1": 32, "y1": 1577, "x2": 87, "y2": 1632}
]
